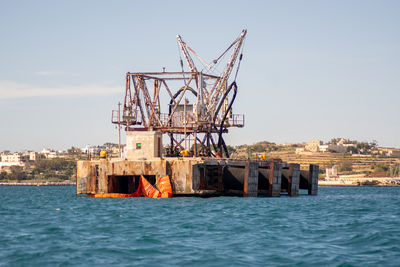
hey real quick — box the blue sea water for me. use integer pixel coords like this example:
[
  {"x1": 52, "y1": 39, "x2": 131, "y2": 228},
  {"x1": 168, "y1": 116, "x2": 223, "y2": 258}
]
[{"x1": 0, "y1": 186, "x2": 399, "y2": 266}]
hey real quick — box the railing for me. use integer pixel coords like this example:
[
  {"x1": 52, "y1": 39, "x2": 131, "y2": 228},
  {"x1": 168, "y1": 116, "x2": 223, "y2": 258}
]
[
  {"x1": 159, "y1": 113, "x2": 195, "y2": 128},
  {"x1": 111, "y1": 110, "x2": 119, "y2": 124},
  {"x1": 113, "y1": 111, "x2": 244, "y2": 128},
  {"x1": 228, "y1": 114, "x2": 245, "y2": 127},
  {"x1": 111, "y1": 110, "x2": 141, "y2": 125}
]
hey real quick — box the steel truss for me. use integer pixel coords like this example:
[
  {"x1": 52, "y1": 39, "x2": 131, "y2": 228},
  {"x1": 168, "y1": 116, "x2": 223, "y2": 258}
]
[{"x1": 112, "y1": 30, "x2": 247, "y2": 157}]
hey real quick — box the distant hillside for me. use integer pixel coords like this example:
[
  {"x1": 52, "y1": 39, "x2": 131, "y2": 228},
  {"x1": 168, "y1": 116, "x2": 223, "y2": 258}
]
[{"x1": 228, "y1": 140, "x2": 400, "y2": 177}]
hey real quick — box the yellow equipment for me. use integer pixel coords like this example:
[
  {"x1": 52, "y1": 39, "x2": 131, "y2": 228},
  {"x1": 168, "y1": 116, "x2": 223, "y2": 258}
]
[
  {"x1": 100, "y1": 150, "x2": 108, "y2": 159},
  {"x1": 180, "y1": 150, "x2": 189, "y2": 157},
  {"x1": 258, "y1": 154, "x2": 266, "y2": 160}
]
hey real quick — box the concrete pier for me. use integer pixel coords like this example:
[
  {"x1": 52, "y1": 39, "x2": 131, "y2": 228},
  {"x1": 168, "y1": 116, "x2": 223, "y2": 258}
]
[
  {"x1": 268, "y1": 162, "x2": 282, "y2": 197},
  {"x1": 299, "y1": 164, "x2": 319, "y2": 196},
  {"x1": 282, "y1": 164, "x2": 300, "y2": 196},
  {"x1": 76, "y1": 158, "x2": 318, "y2": 197},
  {"x1": 244, "y1": 161, "x2": 259, "y2": 197}
]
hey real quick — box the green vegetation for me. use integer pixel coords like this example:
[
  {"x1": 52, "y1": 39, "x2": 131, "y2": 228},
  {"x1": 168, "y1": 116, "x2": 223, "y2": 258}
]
[
  {"x1": 371, "y1": 163, "x2": 389, "y2": 173},
  {"x1": 337, "y1": 159, "x2": 353, "y2": 172},
  {"x1": 0, "y1": 158, "x2": 76, "y2": 182},
  {"x1": 231, "y1": 141, "x2": 300, "y2": 159},
  {"x1": 329, "y1": 138, "x2": 378, "y2": 155},
  {"x1": 228, "y1": 139, "x2": 399, "y2": 177}
]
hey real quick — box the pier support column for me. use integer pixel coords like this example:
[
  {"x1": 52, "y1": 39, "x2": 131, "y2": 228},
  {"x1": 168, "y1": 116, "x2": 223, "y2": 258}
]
[
  {"x1": 308, "y1": 164, "x2": 319, "y2": 195},
  {"x1": 269, "y1": 162, "x2": 282, "y2": 197},
  {"x1": 217, "y1": 165, "x2": 224, "y2": 192},
  {"x1": 288, "y1": 164, "x2": 300, "y2": 196},
  {"x1": 244, "y1": 161, "x2": 258, "y2": 197}
]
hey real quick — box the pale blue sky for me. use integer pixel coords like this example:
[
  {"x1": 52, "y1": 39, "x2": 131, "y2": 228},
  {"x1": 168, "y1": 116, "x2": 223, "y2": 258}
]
[{"x1": 0, "y1": 0, "x2": 399, "y2": 151}]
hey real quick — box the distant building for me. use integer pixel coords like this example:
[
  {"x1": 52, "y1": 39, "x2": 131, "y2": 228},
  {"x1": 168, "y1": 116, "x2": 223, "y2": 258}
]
[
  {"x1": 325, "y1": 166, "x2": 338, "y2": 179},
  {"x1": 0, "y1": 152, "x2": 29, "y2": 170},
  {"x1": 29, "y1": 152, "x2": 44, "y2": 161},
  {"x1": 318, "y1": 145, "x2": 329, "y2": 153},
  {"x1": 319, "y1": 144, "x2": 346, "y2": 153},
  {"x1": 305, "y1": 140, "x2": 322, "y2": 152},
  {"x1": 40, "y1": 148, "x2": 58, "y2": 158},
  {"x1": 337, "y1": 138, "x2": 349, "y2": 145},
  {"x1": 82, "y1": 145, "x2": 100, "y2": 155},
  {"x1": 1, "y1": 153, "x2": 29, "y2": 163},
  {"x1": 378, "y1": 147, "x2": 400, "y2": 157}
]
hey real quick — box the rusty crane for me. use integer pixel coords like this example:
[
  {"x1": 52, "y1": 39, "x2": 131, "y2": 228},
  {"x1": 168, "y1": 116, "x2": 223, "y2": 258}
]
[{"x1": 112, "y1": 29, "x2": 247, "y2": 157}]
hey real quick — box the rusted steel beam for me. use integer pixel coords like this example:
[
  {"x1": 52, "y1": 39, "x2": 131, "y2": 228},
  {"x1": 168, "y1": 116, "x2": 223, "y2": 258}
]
[
  {"x1": 140, "y1": 79, "x2": 162, "y2": 127},
  {"x1": 123, "y1": 127, "x2": 228, "y2": 135},
  {"x1": 137, "y1": 77, "x2": 152, "y2": 126},
  {"x1": 128, "y1": 72, "x2": 198, "y2": 75},
  {"x1": 126, "y1": 72, "x2": 220, "y2": 79},
  {"x1": 166, "y1": 76, "x2": 194, "y2": 125},
  {"x1": 132, "y1": 77, "x2": 146, "y2": 125},
  {"x1": 162, "y1": 80, "x2": 177, "y2": 106},
  {"x1": 171, "y1": 137, "x2": 184, "y2": 151},
  {"x1": 124, "y1": 74, "x2": 132, "y2": 109}
]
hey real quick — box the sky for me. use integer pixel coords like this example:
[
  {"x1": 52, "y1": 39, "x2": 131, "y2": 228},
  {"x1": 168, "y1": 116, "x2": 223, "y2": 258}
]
[{"x1": 0, "y1": 0, "x2": 399, "y2": 151}]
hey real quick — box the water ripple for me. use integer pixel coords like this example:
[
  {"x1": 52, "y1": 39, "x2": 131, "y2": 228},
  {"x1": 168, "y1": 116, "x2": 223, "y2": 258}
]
[{"x1": 1, "y1": 186, "x2": 400, "y2": 266}]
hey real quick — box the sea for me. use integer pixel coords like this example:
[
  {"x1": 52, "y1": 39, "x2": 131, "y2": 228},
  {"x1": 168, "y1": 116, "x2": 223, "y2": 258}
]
[{"x1": 0, "y1": 186, "x2": 399, "y2": 266}]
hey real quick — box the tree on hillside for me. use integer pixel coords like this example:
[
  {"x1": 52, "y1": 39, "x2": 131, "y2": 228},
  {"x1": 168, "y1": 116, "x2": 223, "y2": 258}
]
[
  {"x1": 32, "y1": 158, "x2": 76, "y2": 180},
  {"x1": 103, "y1": 143, "x2": 119, "y2": 148},
  {"x1": 226, "y1": 145, "x2": 237, "y2": 155},
  {"x1": 8, "y1": 166, "x2": 28, "y2": 180},
  {"x1": 346, "y1": 146, "x2": 358, "y2": 154},
  {"x1": 66, "y1": 146, "x2": 86, "y2": 160},
  {"x1": 338, "y1": 159, "x2": 353, "y2": 172},
  {"x1": 371, "y1": 163, "x2": 389, "y2": 173},
  {"x1": 0, "y1": 171, "x2": 7, "y2": 180}
]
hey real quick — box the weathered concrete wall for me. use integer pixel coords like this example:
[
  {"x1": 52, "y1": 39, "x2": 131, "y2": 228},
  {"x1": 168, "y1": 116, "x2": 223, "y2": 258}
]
[
  {"x1": 125, "y1": 131, "x2": 163, "y2": 160},
  {"x1": 309, "y1": 164, "x2": 319, "y2": 195},
  {"x1": 282, "y1": 164, "x2": 300, "y2": 196},
  {"x1": 167, "y1": 158, "x2": 203, "y2": 194},
  {"x1": 244, "y1": 161, "x2": 259, "y2": 197},
  {"x1": 76, "y1": 158, "x2": 318, "y2": 197},
  {"x1": 269, "y1": 162, "x2": 282, "y2": 197},
  {"x1": 288, "y1": 164, "x2": 300, "y2": 196},
  {"x1": 76, "y1": 161, "x2": 90, "y2": 194},
  {"x1": 111, "y1": 159, "x2": 167, "y2": 177},
  {"x1": 300, "y1": 164, "x2": 319, "y2": 195},
  {"x1": 76, "y1": 158, "x2": 204, "y2": 195}
]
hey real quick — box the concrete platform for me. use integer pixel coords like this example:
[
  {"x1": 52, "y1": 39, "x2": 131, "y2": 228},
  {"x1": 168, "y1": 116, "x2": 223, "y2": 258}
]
[{"x1": 76, "y1": 158, "x2": 318, "y2": 197}]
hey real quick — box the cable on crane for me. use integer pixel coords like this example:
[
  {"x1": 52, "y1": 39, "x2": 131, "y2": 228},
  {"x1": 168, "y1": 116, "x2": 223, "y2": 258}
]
[
  {"x1": 212, "y1": 35, "x2": 241, "y2": 64},
  {"x1": 217, "y1": 82, "x2": 237, "y2": 157},
  {"x1": 168, "y1": 87, "x2": 197, "y2": 155},
  {"x1": 209, "y1": 48, "x2": 244, "y2": 157}
]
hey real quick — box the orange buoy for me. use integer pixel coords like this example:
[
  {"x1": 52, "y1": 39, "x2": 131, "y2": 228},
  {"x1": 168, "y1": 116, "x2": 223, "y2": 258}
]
[
  {"x1": 87, "y1": 175, "x2": 173, "y2": 198},
  {"x1": 132, "y1": 181, "x2": 142, "y2": 197},
  {"x1": 87, "y1": 193, "x2": 135, "y2": 198},
  {"x1": 140, "y1": 175, "x2": 161, "y2": 198},
  {"x1": 157, "y1": 175, "x2": 173, "y2": 198}
]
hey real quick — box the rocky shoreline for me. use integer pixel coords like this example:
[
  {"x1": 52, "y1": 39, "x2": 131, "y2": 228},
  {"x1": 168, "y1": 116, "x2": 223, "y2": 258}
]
[
  {"x1": 0, "y1": 181, "x2": 75, "y2": 186},
  {"x1": 319, "y1": 177, "x2": 400, "y2": 187}
]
